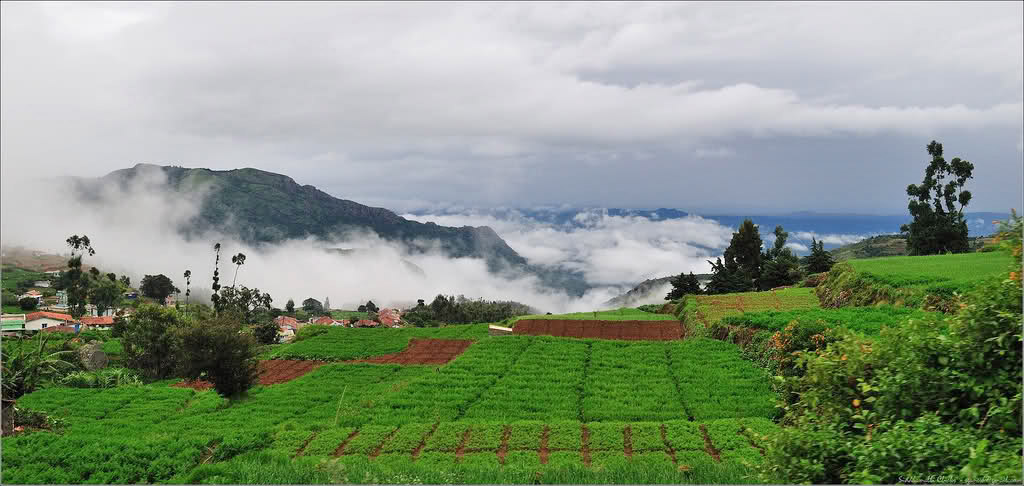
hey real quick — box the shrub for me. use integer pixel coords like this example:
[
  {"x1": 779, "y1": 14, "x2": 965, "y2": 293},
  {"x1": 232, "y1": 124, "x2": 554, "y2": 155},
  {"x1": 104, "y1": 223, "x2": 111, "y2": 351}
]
[
  {"x1": 177, "y1": 313, "x2": 260, "y2": 397},
  {"x1": 120, "y1": 304, "x2": 182, "y2": 380},
  {"x1": 18, "y1": 297, "x2": 37, "y2": 310},
  {"x1": 59, "y1": 368, "x2": 142, "y2": 388},
  {"x1": 252, "y1": 320, "x2": 279, "y2": 345}
]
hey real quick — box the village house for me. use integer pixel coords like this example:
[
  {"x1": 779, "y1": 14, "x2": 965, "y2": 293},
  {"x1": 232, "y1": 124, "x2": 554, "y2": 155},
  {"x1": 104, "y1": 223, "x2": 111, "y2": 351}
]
[
  {"x1": 24, "y1": 311, "x2": 74, "y2": 331},
  {"x1": 310, "y1": 316, "x2": 336, "y2": 326},
  {"x1": 377, "y1": 308, "x2": 402, "y2": 327},
  {"x1": 18, "y1": 290, "x2": 43, "y2": 305},
  {"x1": 41, "y1": 325, "x2": 76, "y2": 334},
  {"x1": 80, "y1": 316, "x2": 115, "y2": 331},
  {"x1": 1, "y1": 314, "x2": 26, "y2": 336}
]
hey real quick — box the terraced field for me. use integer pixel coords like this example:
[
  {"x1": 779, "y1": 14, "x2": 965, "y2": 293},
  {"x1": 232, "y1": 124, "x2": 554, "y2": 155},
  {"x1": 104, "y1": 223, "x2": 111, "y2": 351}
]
[
  {"x1": 688, "y1": 287, "x2": 819, "y2": 326},
  {"x1": 3, "y1": 331, "x2": 777, "y2": 484}
]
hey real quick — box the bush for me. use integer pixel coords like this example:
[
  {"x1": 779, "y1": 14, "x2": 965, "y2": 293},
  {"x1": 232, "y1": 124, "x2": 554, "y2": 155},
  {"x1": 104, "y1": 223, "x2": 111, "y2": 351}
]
[
  {"x1": 120, "y1": 304, "x2": 182, "y2": 380},
  {"x1": 758, "y1": 220, "x2": 1022, "y2": 483},
  {"x1": 252, "y1": 320, "x2": 279, "y2": 345},
  {"x1": 177, "y1": 313, "x2": 260, "y2": 397},
  {"x1": 59, "y1": 368, "x2": 142, "y2": 388},
  {"x1": 18, "y1": 297, "x2": 37, "y2": 311}
]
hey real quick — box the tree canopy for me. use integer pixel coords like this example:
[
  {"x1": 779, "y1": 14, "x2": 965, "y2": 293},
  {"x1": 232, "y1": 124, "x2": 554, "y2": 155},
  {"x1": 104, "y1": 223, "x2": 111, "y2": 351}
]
[
  {"x1": 666, "y1": 272, "x2": 702, "y2": 300},
  {"x1": 140, "y1": 274, "x2": 177, "y2": 303},
  {"x1": 900, "y1": 140, "x2": 974, "y2": 255}
]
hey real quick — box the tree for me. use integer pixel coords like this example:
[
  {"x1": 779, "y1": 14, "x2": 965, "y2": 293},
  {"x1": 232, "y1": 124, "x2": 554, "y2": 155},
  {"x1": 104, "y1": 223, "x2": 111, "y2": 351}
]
[
  {"x1": 89, "y1": 277, "x2": 122, "y2": 317},
  {"x1": 302, "y1": 298, "x2": 323, "y2": 314},
  {"x1": 252, "y1": 320, "x2": 279, "y2": 345},
  {"x1": 119, "y1": 275, "x2": 131, "y2": 288},
  {"x1": 230, "y1": 252, "x2": 246, "y2": 287},
  {"x1": 364, "y1": 300, "x2": 379, "y2": 313},
  {"x1": 285, "y1": 298, "x2": 295, "y2": 313},
  {"x1": 803, "y1": 238, "x2": 835, "y2": 273},
  {"x1": 176, "y1": 313, "x2": 260, "y2": 397},
  {"x1": 705, "y1": 220, "x2": 763, "y2": 294},
  {"x1": 666, "y1": 272, "x2": 702, "y2": 300},
  {"x1": 121, "y1": 304, "x2": 182, "y2": 380},
  {"x1": 64, "y1": 234, "x2": 95, "y2": 319},
  {"x1": 759, "y1": 225, "x2": 803, "y2": 290},
  {"x1": 106, "y1": 272, "x2": 117, "y2": 282},
  {"x1": 140, "y1": 274, "x2": 176, "y2": 304},
  {"x1": 18, "y1": 297, "x2": 38, "y2": 311},
  {"x1": 900, "y1": 140, "x2": 974, "y2": 255},
  {"x1": 218, "y1": 285, "x2": 273, "y2": 325},
  {"x1": 704, "y1": 257, "x2": 749, "y2": 295},
  {"x1": 211, "y1": 243, "x2": 223, "y2": 313},
  {"x1": 183, "y1": 270, "x2": 192, "y2": 309}
]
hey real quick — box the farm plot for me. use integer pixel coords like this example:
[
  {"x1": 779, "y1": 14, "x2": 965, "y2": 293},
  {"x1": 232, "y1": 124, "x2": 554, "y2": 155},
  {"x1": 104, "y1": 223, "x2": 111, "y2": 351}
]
[
  {"x1": 265, "y1": 324, "x2": 488, "y2": 361},
  {"x1": 4, "y1": 333, "x2": 782, "y2": 484},
  {"x1": 347, "y1": 339, "x2": 473, "y2": 365},
  {"x1": 513, "y1": 307, "x2": 678, "y2": 322},
  {"x1": 848, "y1": 251, "x2": 1010, "y2": 294},
  {"x1": 720, "y1": 305, "x2": 939, "y2": 336},
  {"x1": 513, "y1": 319, "x2": 682, "y2": 340},
  {"x1": 173, "y1": 359, "x2": 327, "y2": 390},
  {"x1": 692, "y1": 287, "x2": 818, "y2": 326}
]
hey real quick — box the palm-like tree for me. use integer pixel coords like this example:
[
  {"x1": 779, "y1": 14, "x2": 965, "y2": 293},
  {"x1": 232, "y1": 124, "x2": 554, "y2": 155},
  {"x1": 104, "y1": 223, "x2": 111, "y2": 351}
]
[
  {"x1": 231, "y1": 253, "x2": 246, "y2": 287},
  {"x1": 1, "y1": 333, "x2": 76, "y2": 433}
]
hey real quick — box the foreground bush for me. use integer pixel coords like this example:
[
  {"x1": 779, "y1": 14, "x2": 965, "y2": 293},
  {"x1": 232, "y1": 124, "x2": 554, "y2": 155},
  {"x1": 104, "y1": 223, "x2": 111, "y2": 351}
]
[
  {"x1": 59, "y1": 368, "x2": 142, "y2": 388},
  {"x1": 120, "y1": 304, "x2": 183, "y2": 380},
  {"x1": 177, "y1": 313, "x2": 260, "y2": 397},
  {"x1": 759, "y1": 214, "x2": 1023, "y2": 483}
]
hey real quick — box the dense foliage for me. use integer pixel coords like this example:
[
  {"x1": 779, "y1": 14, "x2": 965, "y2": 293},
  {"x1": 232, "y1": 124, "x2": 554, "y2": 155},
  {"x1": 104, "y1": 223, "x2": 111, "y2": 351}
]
[
  {"x1": 177, "y1": 313, "x2": 261, "y2": 396},
  {"x1": 402, "y1": 294, "x2": 533, "y2": 326},
  {"x1": 120, "y1": 304, "x2": 182, "y2": 380},
  {"x1": 666, "y1": 272, "x2": 702, "y2": 300},
  {"x1": 900, "y1": 140, "x2": 974, "y2": 255},
  {"x1": 802, "y1": 237, "x2": 835, "y2": 273},
  {"x1": 758, "y1": 214, "x2": 1022, "y2": 484},
  {"x1": 140, "y1": 274, "x2": 178, "y2": 303}
]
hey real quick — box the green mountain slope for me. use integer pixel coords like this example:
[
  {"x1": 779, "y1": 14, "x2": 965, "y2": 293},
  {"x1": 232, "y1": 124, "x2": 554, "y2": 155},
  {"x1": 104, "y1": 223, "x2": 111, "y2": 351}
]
[{"x1": 68, "y1": 164, "x2": 589, "y2": 295}]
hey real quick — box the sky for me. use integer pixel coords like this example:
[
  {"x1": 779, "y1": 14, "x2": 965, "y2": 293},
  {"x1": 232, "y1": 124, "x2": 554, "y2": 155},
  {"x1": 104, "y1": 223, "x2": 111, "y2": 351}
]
[{"x1": 2, "y1": 1, "x2": 1022, "y2": 215}]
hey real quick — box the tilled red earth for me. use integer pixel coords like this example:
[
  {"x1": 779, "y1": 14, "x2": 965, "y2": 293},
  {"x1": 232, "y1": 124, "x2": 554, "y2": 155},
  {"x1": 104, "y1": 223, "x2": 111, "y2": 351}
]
[
  {"x1": 346, "y1": 338, "x2": 473, "y2": 365},
  {"x1": 171, "y1": 359, "x2": 327, "y2": 390},
  {"x1": 513, "y1": 319, "x2": 682, "y2": 341}
]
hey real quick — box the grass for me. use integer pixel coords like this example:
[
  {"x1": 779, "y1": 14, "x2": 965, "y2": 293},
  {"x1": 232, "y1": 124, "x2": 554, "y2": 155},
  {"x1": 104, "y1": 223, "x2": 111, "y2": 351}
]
[
  {"x1": 847, "y1": 251, "x2": 1011, "y2": 295},
  {"x1": 719, "y1": 305, "x2": 941, "y2": 336},
  {"x1": 265, "y1": 325, "x2": 489, "y2": 361},
  {"x1": 1, "y1": 265, "x2": 48, "y2": 292},
  {"x1": 513, "y1": 307, "x2": 677, "y2": 324},
  {"x1": 689, "y1": 287, "x2": 819, "y2": 326},
  {"x1": 3, "y1": 334, "x2": 776, "y2": 484},
  {"x1": 330, "y1": 310, "x2": 370, "y2": 321}
]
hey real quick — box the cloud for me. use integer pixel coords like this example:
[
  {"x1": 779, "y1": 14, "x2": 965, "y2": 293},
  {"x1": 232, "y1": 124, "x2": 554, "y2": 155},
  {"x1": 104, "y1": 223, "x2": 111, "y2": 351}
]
[
  {"x1": 1, "y1": 2, "x2": 1021, "y2": 213},
  {"x1": 791, "y1": 231, "x2": 869, "y2": 246},
  {"x1": 403, "y1": 209, "x2": 735, "y2": 285},
  {"x1": 785, "y1": 242, "x2": 810, "y2": 253}
]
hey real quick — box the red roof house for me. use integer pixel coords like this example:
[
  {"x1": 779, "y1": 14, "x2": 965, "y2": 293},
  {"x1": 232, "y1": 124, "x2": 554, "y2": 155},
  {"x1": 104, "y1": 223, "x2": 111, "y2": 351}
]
[
  {"x1": 355, "y1": 319, "x2": 378, "y2": 328},
  {"x1": 26, "y1": 311, "x2": 74, "y2": 322},
  {"x1": 80, "y1": 316, "x2": 115, "y2": 329},
  {"x1": 41, "y1": 325, "x2": 76, "y2": 334},
  {"x1": 312, "y1": 316, "x2": 335, "y2": 325},
  {"x1": 377, "y1": 308, "x2": 402, "y2": 327}
]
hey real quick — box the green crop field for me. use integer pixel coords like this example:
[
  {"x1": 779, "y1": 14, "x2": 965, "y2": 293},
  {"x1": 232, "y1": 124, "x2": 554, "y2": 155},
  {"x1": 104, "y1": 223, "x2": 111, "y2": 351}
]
[
  {"x1": 3, "y1": 333, "x2": 776, "y2": 484},
  {"x1": 720, "y1": 305, "x2": 941, "y2": 336},
  {"x1": 1, "y1": 265, "x2": 48, "y2": 292},
  {"x1": 330, "y1": 310, "x2": 370, "y2": 321},
  {"x1": 689, "y1": 287, "x2": 819, "y2": 326},
  {"x1": 847, "y1": 251, "x2": 1011, "y2": 295},
  {"x1": 513, "y1": 307, "x2": 677, "y2": 324},
  {"x1": 266, "y1": 325, "x2": 489, "y2": 361}
]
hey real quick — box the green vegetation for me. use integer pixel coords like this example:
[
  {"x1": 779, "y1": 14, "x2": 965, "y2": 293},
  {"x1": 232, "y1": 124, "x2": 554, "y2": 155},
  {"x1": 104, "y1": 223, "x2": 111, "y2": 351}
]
[
  {"x1": 3, "y1": 332, "x2": 776, "y2": 483},
  {"x1": 817, "y1": 251, "x2": 1011, "y2": 310},
  {"x1": 330, "y1": 310, "x2": 369, "y2": 321},
  {"x1": 683, "y1": 287, "x2": 818, "y2": 327},
  {"x1": 829, "y1": 234, "x2": 908, "y2": 261},
  {"x1": 720, "y1": 306, "x2": 939, "y2": 336},
  {"x1": 513, "y1": 307, "x2": 677, "y2": 324},
  {"x1": 266, "y1": 325, "x2": 489, "y2": 361},
  {"x1": 901, "y1": 140, "x2": 974, "y2": 255}
]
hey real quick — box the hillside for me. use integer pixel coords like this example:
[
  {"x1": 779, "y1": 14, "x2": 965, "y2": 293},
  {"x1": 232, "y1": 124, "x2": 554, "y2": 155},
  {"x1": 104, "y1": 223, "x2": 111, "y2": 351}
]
[
  {"x1": 830, "y1": 234, "x2": 997, "y2": 261},
  {"x1": 66, "y1": 164, "x2": 589, "y2": 295}
]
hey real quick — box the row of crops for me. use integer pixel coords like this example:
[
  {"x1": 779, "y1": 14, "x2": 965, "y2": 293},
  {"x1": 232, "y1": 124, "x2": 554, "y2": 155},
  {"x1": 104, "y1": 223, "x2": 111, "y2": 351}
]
[{"x1": 3, "y1": 335, "x2": 775, "y2": 483}]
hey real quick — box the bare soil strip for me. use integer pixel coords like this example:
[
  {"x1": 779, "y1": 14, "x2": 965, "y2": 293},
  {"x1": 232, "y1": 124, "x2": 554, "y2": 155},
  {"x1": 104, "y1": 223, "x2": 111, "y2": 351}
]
[
  {"x1": 454, "y1": 428, "x2": 472, "y2": 462},
  {"x1": 369, "y1": 427, "x2": 400, "y2": 459},
  {"x1": 411, "y1": 422, "x2": 439, "y2": 461},
  {"x1": 172, "y1": 359, "x2": 327, "y2": 390},
  {"x1": 623, "y1": 425, "x2": 633, "y2": 459},
  {"x1": 581, "y1": 424, "x2": 592, "y2": 467},
  {"x1": 332, "y1": 429, "x2": 361, "y2": 457},
  {"x1": 514, "y1": 320, "x2": 682, "y2": 341},
  {"x1": 496, "y1": 426, "x2": 511, "y2": 465},
  {"x1": 660, "y1": 425, "x2": 678, "y2": 466},
  {"x1": 293, "y1": 431, "x2": 318, "y2": 458},
  {"x1": 346, "y1": 339, "x2": 473, "y2": 366},
  {"x1": 699, "y1": 424, "x2": 722, "y2": 462},
  {"x1": 539, "y1": 426, "x2": 550, "y2": 465}
]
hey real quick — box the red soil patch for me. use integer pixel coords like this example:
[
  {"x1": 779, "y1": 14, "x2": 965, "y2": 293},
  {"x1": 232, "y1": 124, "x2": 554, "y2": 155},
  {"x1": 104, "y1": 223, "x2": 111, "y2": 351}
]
[
  {"x1": 699, "y1": 424, "x2": 722, "y2": 462},
  {"x1": 514, "y1": 320, "x2": 682, "y2": 341},
  {"x1": 496, "y1": 426, "x2": 511, "y2": 465},
  {"x1": 347, "y1": 338, "x2": 473, "y2": 365},
  {"x1": 539, "y1": 426, "x2": 550, "y2": 464},
  {"x1": 581, "y1": 424, "x2": 592, "y2": 467},
  {"x1": 172, "y1": 359, "x2": 327, "y2": 390},
  {"x1": 623, "y1": 425, "x2": 633, "y2": 458}
]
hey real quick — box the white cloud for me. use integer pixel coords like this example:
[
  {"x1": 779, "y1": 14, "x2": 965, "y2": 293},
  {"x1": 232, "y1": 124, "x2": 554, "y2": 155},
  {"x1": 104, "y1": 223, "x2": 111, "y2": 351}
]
[
  {"x1": 785, "y1": 242, "x2": 810, "y2": 252},
  {"x1": 791, "y1": 231, "x2": 870, "y2": 246}
]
